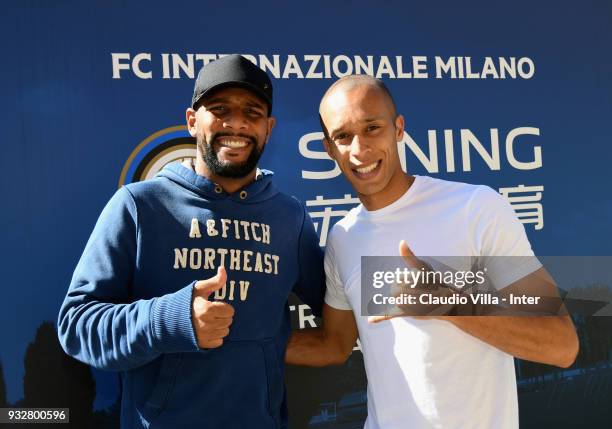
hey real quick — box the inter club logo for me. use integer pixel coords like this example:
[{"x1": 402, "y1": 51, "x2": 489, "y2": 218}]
[{"x1": 118, "y1": 125, "x2": 196, "y2": 187}]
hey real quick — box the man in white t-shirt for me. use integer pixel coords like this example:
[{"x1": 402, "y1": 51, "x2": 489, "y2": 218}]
[{"x1": 286, "y1": 75, "x2": 579, "y2": 429}]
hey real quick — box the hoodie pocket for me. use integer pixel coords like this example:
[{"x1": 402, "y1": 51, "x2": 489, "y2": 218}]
[
  {"x1": 142, "y1": 353, "x2": 183, "y2": 421},
  {"x1": 140, "y1": 342, "x2": 284, "y2": 428},
  {"x1": 260, "y1": 339, "x2": 283, "y2": 421}
]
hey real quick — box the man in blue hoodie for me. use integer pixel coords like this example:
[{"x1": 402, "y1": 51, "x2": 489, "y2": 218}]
[{"x1": 58, "y1": 54, "x2": 325, "y2": 429}]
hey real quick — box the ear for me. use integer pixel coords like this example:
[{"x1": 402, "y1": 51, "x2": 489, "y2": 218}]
[
  {"x1": 265, "y1": 116, "x2": 276, "y2": 142},
  {"x1": 186, "y1": 107, "x2": 197, "y2": 137},
  {"x1": 323, "y1": 137, "x2": 336, "y2": 160},
  {"x1": 395, "y1": 114, "x2": 405, "y2": 141}
]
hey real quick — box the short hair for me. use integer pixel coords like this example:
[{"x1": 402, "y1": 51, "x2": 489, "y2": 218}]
[{"x1": 318, "y1": 75, "x2": 397, "y2": 140}]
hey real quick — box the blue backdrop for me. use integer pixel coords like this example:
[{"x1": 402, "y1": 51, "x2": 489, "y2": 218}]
[{"x1": 1, "y1": 1, "x2": 611, "y2": 427}]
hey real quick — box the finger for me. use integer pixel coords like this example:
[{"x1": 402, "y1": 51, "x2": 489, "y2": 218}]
[
  {"x1": 194, "y1": 266, "x2": 227, "y2": 298},
  {"x1": 207, "y1": 327, "x2": 230, "y2": 339},
  {"x1": 200, "y1": 338, "x2": 224, "y2": 349},
  {"x1": 197, "y1": 316, "x2": 232, "y2": 330},
  {"x1": 368, "y1": 314, "x2": 435, "y2": 323},
  {"x1": 208, "y1": 301, "x2": 235, "y2": 318},
  {"x1": 368, "y1": 314, "x2": 396, "y2": 323},
  {"x1": 399, "y1": 240, "x2": 420, "y2": 268}
]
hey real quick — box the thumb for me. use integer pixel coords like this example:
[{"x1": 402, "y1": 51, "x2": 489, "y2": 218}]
[
  {"x1": 194, "y1": 265, "x2": 227, "y2": 299},
  {"x1": 399, "y1": 240, "x2": 419, "y2": 268}
]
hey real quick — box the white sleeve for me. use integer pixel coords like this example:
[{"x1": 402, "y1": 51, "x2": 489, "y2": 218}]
[
  {"x1": 323, "y1": 242, "x2": 352, "y2": 311},
  {"x1": 470, "y1": 186, "x2": 542, "y2": 290}
]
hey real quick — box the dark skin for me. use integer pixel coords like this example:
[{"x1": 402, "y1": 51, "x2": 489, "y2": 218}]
[
  {"x1": 286, "y1": 78, "x2": 579, "y2": 368},
  {"x1": 186, "y1": 86, "x2": 275, "y2": 193}
]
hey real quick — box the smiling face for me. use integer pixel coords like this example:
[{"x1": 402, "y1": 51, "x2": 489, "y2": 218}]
[
  {"x1": 320, "y1": 81, "x2": 410, "y2": 210},
  {"x1": 187, "y1": 86, "x2": 275, "y2": 181}
]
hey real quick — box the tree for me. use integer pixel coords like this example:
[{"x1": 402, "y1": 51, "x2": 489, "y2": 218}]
[{"x1": 22, "y1": 321, "x2": 96, "y2": 428}]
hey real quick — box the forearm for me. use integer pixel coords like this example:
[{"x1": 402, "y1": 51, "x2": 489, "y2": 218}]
[
  {"x1": 286, "y1": 328, "x2": 349, "y2": 367},
  {"x1": 444, "y1": 315, "x2": 579, "y2": 368},
  {"x1": 58, "y1": 282, "x2": 199, "y2": 370}
]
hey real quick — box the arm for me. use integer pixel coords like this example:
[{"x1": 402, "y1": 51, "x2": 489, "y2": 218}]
[
  {"x1": 445, "y1": 315, "x2": 577, "y2": 368},
  {"x1": 286, "y1": 304, "x2": 358, "y2": 366},
  {"x1": 439, "y1": 266, "x2": 579, "y2": 368},
  {"x1": 57, "y1": 187, "x2": 200, "y2": 371},
  {"x1": 287, "y1": 234, "x2": 358, "y2": 366},
  {"x1": 371, "y1": 186, "x2": 579, "y2": 368},
  {"x1": 458, "y1": 187, "x2": 578, "y2": 367},
  {"x1": 371, "y1": 254, "x2": 579, "y2": 367},
  {"x1": 291, "y1": 203, "x2": 326, "y2": 317}
]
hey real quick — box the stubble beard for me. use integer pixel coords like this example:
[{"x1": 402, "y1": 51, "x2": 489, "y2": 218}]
[{"x1": 197, "y1": 132, "x2": 266, "y2": 178}]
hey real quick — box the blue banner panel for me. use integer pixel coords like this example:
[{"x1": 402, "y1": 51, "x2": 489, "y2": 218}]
[{"x1": 1, "y1": 1, "x2": 610, "y2": 428}]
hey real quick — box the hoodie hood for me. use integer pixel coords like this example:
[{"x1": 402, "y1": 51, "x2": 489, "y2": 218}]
[{"x1": 158, "y1": 161, "x2": 279, "y2": 204}]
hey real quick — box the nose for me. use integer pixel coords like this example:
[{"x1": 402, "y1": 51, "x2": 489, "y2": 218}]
[
  {"x1": 222, "y1": 110, "x2": 248, "y2": 131},
  {"x1": 349, "y1": 134, "x2": 371, "y2": 162}
]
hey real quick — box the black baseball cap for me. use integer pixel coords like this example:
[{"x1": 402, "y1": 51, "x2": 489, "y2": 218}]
[{"x1": 191, "y1": 54, "x2": 273, "y2": 114}]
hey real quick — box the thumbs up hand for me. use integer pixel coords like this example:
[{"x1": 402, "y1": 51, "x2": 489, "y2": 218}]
[
  {"x1": 191, "y1": 266, "x2": 235, "y2": 349},
  {"x1": 368, "y1": 240, "x2": 452, "y2": 324}
]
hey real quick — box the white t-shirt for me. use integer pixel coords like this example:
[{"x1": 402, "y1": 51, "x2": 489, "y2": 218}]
[{"x1": 324, "y1": 175, "x2": 540, "y2": 429}]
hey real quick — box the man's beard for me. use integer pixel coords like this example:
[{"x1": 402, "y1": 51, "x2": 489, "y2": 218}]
[{"x1": 198, "y1": 132, "x2": 265, "y2": 178}]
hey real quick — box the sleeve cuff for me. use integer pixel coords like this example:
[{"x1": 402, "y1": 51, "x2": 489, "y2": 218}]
[
  {"x1": 150, "y1": 282, "x2": 200, "y2": 353},
  {"x1": 324, "y1": 292, "x2": 352, "y2": 311}
]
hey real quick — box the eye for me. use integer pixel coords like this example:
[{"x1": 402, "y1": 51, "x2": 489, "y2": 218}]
[
  {"x1": 334, "y1": 132, "x2": 349, "y2": 142},
  {"x1": 366, "y1": 124, "x2": 380, "y2": 132},
  {"x1": 209, "y1": 105, "x2": 227, "y2": 113},
  {"x1": 245, "y1": 107, "x2": 264, "y2": 118}
]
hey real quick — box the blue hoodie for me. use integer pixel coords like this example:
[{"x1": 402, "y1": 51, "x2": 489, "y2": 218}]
[{"x1": 58, "y1": 162, "x2": 325, "y2": 429}]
